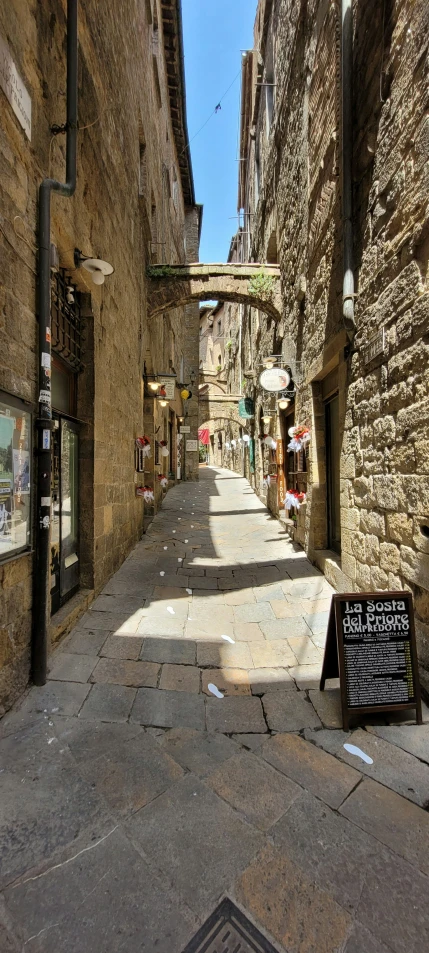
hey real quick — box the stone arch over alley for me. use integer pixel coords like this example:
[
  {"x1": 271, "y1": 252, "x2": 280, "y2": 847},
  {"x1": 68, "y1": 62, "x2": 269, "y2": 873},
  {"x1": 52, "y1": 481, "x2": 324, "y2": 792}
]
[{"x1": 147, "y1": 263, "x2": 282, "y2": 321}]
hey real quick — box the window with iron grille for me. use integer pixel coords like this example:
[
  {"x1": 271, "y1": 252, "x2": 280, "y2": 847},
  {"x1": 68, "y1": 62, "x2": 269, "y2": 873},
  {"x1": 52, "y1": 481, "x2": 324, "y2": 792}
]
[{"x1": 51, "y1": 269, "x2": 83, "y2": 371}]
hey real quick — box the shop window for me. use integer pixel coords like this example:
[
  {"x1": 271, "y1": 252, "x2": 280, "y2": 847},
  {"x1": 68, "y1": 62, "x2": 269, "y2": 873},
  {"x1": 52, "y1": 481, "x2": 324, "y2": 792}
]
[{"x1": 0, "y1": 393, "x2": 32, "y2": 560}]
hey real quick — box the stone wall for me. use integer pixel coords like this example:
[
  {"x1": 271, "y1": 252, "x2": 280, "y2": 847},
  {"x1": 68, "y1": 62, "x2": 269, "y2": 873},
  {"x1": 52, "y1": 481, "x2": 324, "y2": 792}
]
[
  {"x1": 0, "y1": 0, "x2": 198, "y2": 711},
  {"x1": 231, "y1": 0, "x2": 429, "y2": 682}
]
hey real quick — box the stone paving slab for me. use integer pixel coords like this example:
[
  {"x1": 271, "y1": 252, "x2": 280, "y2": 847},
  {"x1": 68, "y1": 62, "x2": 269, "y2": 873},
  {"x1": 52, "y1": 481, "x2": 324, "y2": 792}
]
[
  {"x1": 308, "y1": 689, "x2": 343, "y2": 727},
  {"x1": 262, "y1": 733, "x2": 361, "y2": 809},
  {"x1": 262, "y1": 691, "x2": 322, "y2": 732},
  {"x1": 158, "y1": 727, "x2": 240, "y2": 777},
  {"x1": 206, "y1": 695, "x2": 267, "y2": 734},
  {"x1": 62, "y1": 627, "x2": 111, "y2": 655},
  {"x1": 340, "y1": 777, "x2": 429, "y2": 876},
  {"x1": 140, "y1": 636, "x2": 197, "y2": 665},
  {"x1": 79, "y1": 684, "x2": 137, "y2": 722},
  {"x1": 100, "y1": 634, "x2": 144, "y2": 660},
  {"x1": 47, "y1": 652, "x2": 98, "y2": 683},
  {"x1": 130, "y1": 687, "x2": 206, "y2": 730},
  {"x1": 248, "y1": 667, "x2": 296, "y2": 694},
  {"x1": 366, "y1": 723, "x2": 429, "y2": 763},
  {"x1": 338, "y1": 728, "x2": 429, "y2": 807},
  {"x1": 77, "y1": 732, "x2": 184, "y2": 817},
  {"x1": 201, "y1": 667, "x2": 251, "y2": 696},
  {"x1": 355, "y1": 842, "x2": 429, "y2": 953},
  {"x1": 159, "y1": 664, "x2": 200, "y2": 693},
  {"x1": 233, "y1": 602, "x2": 275, "y2": 623},
  {"x1": 53, "y1": 717, "x2": 143, "y2": 763},
  {"x1": 10, "y1": 680, "x2": 91, "y2": 719},
  {"x1": 197, "y1": 640, "x2": 253, "y2": 669},
  {"x1": 271, "y1": 789, "x2": 388, "y2": 914},
  {"x1": 3, "y1": 827, "x2": 198, "y2": 953},
  {"x1": 250, "y1": 640, "x2": 298, "y2": 668},
  {"x1": 127, "y1": 774, "x2": 265, "y2": 915},
  {"x1": 207, "y1": 750, "x2": 302, "y2": 831},
  {"x1": 235, "y1": 844, "x2": 352, "y2": 953},
  {"x1": 90, "y1": 657, "x2": 160, "y2": 688}
]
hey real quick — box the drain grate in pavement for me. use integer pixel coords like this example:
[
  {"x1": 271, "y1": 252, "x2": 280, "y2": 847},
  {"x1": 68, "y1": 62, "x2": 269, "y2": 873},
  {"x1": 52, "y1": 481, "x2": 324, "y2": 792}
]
[{"x1": 182, "y1": 898, "x2": 281, "y2": 953}]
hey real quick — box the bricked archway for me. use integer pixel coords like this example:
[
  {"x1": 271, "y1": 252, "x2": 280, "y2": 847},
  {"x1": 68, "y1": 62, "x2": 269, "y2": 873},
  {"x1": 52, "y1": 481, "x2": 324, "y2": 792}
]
[{"x1": 147, "y1": 263, "x2": 282, "y2": 321}]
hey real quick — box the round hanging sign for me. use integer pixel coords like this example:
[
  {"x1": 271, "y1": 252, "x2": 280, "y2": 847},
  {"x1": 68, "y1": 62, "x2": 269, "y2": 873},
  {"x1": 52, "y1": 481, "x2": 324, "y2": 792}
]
[{"x1": 259, "y1": 367, "x2": 291, "y2": 392}]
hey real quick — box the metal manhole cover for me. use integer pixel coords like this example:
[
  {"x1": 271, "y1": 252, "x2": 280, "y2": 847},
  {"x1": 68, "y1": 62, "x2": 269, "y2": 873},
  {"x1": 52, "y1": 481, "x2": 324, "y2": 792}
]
[{"x1": 182, "y1": 898, "x2": 281, "y2": 953}]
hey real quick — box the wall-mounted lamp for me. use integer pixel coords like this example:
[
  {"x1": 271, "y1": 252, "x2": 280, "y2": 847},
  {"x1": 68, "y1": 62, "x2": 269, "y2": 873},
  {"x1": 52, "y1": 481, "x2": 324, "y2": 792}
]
[
  {"x1": 74, "y1": 248, "x2": 114, "y2": 286},
  {"x1": 159, "y1": 399, "x2": 168, "y2": 407},
  {"x1": 263, "y1": 355, "x2": 277, "y2": 369},
  {"x1": 278, "y1": 397, "x2": 290, "y2": 410},
  {"x1": 149, "y1": 380, "x2": 160, "y2": 392},
  {"x1": 262, "y1": 414, "x2": 272, "y2": 424}
]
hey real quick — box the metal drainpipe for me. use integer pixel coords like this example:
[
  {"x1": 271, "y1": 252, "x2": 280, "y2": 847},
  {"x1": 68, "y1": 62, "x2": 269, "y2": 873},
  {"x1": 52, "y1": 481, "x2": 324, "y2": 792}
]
[
  {"x1": 341, "y1": 0, "x2": 356, "y2": 335},
  {"x1": 32, "y1": 0, "x2": 78, "y2": 685}
]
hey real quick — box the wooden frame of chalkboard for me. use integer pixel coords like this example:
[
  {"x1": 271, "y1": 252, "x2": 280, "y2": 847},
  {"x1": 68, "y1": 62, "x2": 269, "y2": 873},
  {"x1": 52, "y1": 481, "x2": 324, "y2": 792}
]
[{"x1": 320, "y1": 592, "x2": 422, "y2": 730}]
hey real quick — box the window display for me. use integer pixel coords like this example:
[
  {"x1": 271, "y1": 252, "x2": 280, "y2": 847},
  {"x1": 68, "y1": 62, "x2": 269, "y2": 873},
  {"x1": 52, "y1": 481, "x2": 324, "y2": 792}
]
[{"x1": 0, "y1": 395, "x2": 31, "y2": 559}]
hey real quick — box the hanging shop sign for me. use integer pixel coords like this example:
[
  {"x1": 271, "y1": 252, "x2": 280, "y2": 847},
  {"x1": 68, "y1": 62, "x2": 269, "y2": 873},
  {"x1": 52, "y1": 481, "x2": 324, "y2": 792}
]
[
  {"x1": 0, "y1": 34, "x2": 31, "y2": 138},
  {"x1": 238, "y1": 397, "x2": 255, "y2": 419},
  {"x1": 180, "y1": 426, "x2": 190, "y2": 434},
  {"x1": 158, "y1": 377, "x2": 175, "y2": 400},
  {"x1": 277, "y1": 469, "x2": 286, "y2": 508},
  {"x1": 276, "y1": 439, "x2": 284, "y2": 466},
  {"x1": 186, "y1": 440, "x2": 198, "y2": 451},
  {"x1": 320, "y1": 592, "x2": 422, "y2": 730},
  {"x1": 259, "y1": 367, "x2": 291, "y2": 393}
]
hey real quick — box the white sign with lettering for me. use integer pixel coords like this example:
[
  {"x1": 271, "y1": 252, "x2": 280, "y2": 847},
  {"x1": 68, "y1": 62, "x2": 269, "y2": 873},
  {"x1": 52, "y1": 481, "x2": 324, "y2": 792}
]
[
  {"x1": 0, "y1": 35, "x2": 31, "y2": 139},
  {"x1": 158, "y1": 378, "x2": 175, "y2": 400},
  {"x1": 180, "y1": 426, "x2": 190, "y2": 434},
  {"x1": 186, "y1": 440, "x2": 198, "y2": 452}
]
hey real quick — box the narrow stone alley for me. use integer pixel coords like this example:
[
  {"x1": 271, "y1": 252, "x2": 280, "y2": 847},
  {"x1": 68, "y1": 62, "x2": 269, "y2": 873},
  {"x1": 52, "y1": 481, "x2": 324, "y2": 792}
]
[{"x1": 1, "y1": 468, "x2": 429, "y2": 952}]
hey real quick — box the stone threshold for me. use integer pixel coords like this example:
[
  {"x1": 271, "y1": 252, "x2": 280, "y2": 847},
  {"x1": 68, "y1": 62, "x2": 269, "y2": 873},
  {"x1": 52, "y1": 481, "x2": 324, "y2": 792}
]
[{"x1": 50, "y1": 588, "x2": 94, "y2": 648}]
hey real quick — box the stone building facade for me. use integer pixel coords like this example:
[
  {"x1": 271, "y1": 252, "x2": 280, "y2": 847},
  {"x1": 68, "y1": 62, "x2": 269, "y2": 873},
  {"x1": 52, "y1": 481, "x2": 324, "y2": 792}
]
[
  {"x1": 228, "y1": 0, "x2": 429, "y2": 684},
  {"x1": 0, "y1": 0, "x2": 199, "y2": 711}
]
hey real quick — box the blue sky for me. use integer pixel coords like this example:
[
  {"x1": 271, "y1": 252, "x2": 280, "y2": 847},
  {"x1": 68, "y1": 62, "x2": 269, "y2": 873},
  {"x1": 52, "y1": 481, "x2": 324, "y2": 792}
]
[{"x1": 181, "y1": 0, "x2": 256, "y2": 263}]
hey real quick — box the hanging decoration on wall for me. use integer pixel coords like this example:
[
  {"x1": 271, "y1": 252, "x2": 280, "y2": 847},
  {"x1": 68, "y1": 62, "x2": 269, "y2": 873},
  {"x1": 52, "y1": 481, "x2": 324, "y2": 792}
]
[
  {"x1": 287, "y1": 425, "x2": 310, "y2": 452},
  {"x1": 285, "y1": 489, "x2": 306, "y2": 510},
  {"x1": 159, "y1": 440, "x2": 169, "y2": 458},
  {"x1": 231, "y1": 439, "x2": 237, "y2": 448},
  {"x1": 242, "y1": 434, "x2": 250, "y2": 443},
  {"x1": 225, "y1": 441, "x2": 231, "y2": 449},
  {"x1": 158, "y1": 474, "x2": 168, "y2": 488},
  {"x1": 263, "y1": 474, "x2": 271, "y2": 488},
  {"x1": 263, "y1": 434, "x2": 277, "y2": 450},
  {"x1": 136, "y1": 435, "x2": 151, "y2": 458},
  {"x1": 136, "y1": 485, "x2": 155, "y2": 502}
]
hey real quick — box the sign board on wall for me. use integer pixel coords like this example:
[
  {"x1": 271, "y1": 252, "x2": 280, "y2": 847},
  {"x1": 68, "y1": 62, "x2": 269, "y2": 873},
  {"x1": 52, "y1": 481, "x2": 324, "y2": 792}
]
[
  {"x1": 277, "y1": 469, "x2": 286, "y2": 508},
  {"x1": 186, "y1": 440, "x2": 198, "y2": 451},
  {"x1": 158, "y1": 378, "x2": 175, "y2": 400},
  {"x1": 180, "y1": 426, "x2": 190, "y2": 434},
  {"x1": 259, "y1": 367, "x2": 291, "y2": 392},
  {"x1": 320, "y1": 592, "x2": 422, "y2": 729},
  {"x1": 0, "y1": 34, "x2": 31, "y2": 138},
  {"x1": 363, "y1": 328, "x2": 385, "y2": 365}
]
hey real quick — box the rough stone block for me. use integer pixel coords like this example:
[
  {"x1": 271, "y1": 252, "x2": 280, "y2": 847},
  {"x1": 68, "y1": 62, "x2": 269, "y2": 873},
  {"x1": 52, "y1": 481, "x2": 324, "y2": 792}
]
[{"x1": 262, "y1": 733, "x2": 361, "y2": 809}]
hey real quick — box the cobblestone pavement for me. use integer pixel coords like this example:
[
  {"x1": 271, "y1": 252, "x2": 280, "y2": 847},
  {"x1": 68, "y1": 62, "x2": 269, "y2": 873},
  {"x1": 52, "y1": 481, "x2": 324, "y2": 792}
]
[{"x1": 1, "y1": 467, "x2": 429, "y2": 952}]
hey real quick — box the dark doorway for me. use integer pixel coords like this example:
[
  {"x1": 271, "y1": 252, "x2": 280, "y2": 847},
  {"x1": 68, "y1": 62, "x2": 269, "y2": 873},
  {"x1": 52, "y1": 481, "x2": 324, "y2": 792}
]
[{"x1": 325, "y1": 393, "x2": 341, "y2": 553}]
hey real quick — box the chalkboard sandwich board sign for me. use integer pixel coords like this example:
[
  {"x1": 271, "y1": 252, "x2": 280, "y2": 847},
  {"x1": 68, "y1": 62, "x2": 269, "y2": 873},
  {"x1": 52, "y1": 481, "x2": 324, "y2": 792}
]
[{"x1": 320, "y1": 592, "x2": 422, "y2": 730}]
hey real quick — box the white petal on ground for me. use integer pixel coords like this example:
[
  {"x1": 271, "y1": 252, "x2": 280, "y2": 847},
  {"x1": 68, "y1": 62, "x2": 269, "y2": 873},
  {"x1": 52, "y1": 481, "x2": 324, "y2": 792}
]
[
  {"x1": 343, "y1": 743, "x2": 373, "y2": 765},
  {"x1": 208, "y1": 683, "x2": 224, "y2": 699}
]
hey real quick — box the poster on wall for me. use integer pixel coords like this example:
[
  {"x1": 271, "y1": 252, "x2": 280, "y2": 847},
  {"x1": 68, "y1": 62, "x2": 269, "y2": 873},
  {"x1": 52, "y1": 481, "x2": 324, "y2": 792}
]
[{"x1": 13, "y1": 449, "x2": 30, "y2": 495}]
